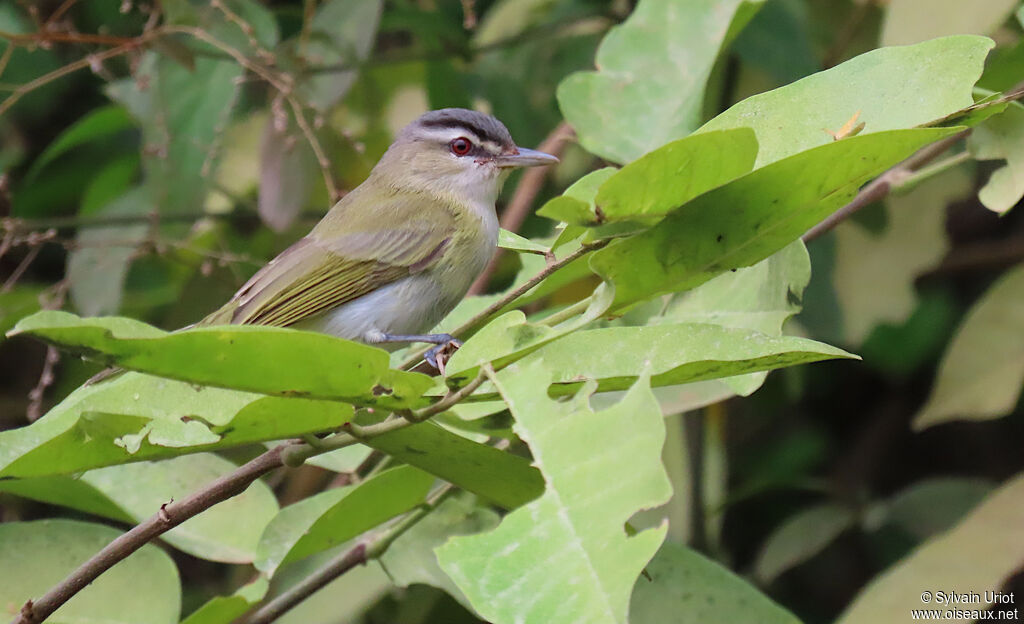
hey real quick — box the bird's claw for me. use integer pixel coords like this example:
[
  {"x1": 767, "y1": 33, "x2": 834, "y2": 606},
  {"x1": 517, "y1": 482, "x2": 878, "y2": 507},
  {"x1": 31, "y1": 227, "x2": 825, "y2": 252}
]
[{"x1": 425, "y1": 336, "x2": 463, "y2": 375}]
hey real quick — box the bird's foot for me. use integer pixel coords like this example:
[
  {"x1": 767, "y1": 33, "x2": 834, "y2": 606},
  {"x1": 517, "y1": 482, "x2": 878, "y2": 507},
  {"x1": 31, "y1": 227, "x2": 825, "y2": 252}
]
[{"x1": 425, "y1": 336, "x2": 463, "y2": 375}]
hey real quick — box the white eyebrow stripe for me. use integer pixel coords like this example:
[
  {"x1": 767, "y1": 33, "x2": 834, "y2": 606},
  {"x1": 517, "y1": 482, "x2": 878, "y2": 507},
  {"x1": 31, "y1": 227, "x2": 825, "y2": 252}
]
[{"x1": 415, "y1": 126, "x2": 482, "y2": 145}]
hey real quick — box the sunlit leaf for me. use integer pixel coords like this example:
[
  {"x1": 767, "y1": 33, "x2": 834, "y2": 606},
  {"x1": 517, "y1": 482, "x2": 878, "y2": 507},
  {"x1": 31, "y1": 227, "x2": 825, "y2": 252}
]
[
  {"x1": 558, "y1": 0, "x2": 764, "y2": 163},
  {"x1": 881, "y1": 0, "x2": 1018, "y2": 46},
  {"x1": 591, "y1": 128, "x2": 960, "y2": 310},
  {"x1": 968, "y1": 104, "x2": 1024, "y2": 214},
  {"x1": 438, "y1": 363, "x2": 671, "y2": 624},
  {"x1": 699, "y1": 36, "x2": 992, "y2": 167}
]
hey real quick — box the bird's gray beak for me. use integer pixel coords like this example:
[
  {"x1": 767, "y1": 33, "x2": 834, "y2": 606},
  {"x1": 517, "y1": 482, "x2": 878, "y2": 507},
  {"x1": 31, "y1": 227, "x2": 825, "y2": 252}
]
[{"x1": 493, "y1": 147, "x2": 559, "y2": 168}]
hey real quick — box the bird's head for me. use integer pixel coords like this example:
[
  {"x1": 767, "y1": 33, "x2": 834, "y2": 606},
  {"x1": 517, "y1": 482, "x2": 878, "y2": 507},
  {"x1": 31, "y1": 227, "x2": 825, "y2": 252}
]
[{"x1": 372, "y1": 108, "x2": 558, "y2": 203}]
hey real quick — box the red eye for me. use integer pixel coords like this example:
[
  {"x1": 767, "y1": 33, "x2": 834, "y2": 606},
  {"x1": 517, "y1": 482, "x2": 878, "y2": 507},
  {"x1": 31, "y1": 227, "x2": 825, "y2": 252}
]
[{"x1": 449, "y1": 137, "x2": 472, "y2": 156}]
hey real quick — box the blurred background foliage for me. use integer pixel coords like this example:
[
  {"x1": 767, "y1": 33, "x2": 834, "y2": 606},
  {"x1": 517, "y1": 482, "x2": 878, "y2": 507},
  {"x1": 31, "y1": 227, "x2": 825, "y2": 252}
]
[{"x1": 0, "y1": 0, "x2": 1022, "y2": 623}]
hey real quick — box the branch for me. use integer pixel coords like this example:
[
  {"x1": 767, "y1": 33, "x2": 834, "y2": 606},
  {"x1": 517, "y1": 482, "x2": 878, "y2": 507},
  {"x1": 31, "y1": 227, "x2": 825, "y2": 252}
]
[
  {"x1": 12, "y1": 444, "x2": 294, "y2": 624},
  {"x1": 11, "y1": 370, "x2": 488, "y2": 624},
  {"x1": 400, "y1": 239, "x2": 609, "y2": 370},
  {"x1": 801, "y1": 129, "x2": 970, "y2": 242},
  {"x1": 468, "y1": 122, "x2": 575, "y2": 295},
  {"x1": 243, "y1": 485, "x2": 457, "y2": 624}
]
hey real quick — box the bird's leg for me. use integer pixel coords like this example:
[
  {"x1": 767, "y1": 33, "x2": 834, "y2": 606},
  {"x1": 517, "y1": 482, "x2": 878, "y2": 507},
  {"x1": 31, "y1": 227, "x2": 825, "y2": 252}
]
[{"x1": 379, "y1": 333, "x2": 463, "y2": 373}]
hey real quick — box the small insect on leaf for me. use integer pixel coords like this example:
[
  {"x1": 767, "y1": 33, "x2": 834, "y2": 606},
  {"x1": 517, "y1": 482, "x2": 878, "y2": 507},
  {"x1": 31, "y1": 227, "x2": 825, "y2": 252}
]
[{"x1": 824, "y1": 111, "x2": 865, "y2": 141}]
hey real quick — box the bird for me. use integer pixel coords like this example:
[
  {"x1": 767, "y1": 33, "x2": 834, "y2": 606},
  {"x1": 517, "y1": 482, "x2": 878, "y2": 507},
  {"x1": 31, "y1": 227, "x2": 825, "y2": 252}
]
[{"x1": 199, "y1": 108, "x2": 559, "y2": 370}]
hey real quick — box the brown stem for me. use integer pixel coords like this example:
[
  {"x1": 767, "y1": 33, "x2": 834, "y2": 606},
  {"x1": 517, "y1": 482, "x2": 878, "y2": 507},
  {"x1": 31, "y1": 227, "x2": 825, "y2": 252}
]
[
  {"x1": 468, "y1": 122, "x2": 576, "y2": 295},
  {"x1": 12, "y1": 445, "x2": 293, "y2": 624},
  {"x1": 802, "y1": 130, "x2": 969, "y2": 242}
]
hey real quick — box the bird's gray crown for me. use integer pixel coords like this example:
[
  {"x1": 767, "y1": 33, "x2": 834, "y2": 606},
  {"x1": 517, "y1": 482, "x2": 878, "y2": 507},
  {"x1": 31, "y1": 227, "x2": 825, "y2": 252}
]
[{"x1": 405, "y1": 108, "x2": 514, "y2": 149}]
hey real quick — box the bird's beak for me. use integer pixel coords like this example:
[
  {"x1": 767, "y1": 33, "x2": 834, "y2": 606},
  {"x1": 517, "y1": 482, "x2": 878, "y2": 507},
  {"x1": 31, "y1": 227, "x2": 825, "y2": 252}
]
[{"x1": 493, "y1": 147, "x2": 559, "y2": 168}]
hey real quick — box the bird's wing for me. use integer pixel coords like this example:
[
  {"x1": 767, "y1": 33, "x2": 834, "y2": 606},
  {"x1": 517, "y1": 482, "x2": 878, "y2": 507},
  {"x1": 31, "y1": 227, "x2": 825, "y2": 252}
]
[{"x1": 200, "y1": 192, "x2": 457, "y2": 328}]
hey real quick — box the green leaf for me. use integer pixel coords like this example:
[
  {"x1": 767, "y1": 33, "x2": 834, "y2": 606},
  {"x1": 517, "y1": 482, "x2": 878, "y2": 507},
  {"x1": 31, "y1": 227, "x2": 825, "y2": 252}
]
[
  {"x1": 557, "y1": 0, "x2": 764, "y2": 163},
  {"x1": 0, "y1": 285, "x2": 44, "y2": 339},
  {"x1": 838, "y1": 473, "x2": 1024, "y2": 624},
  {"x1": 657, "y1": 241, "x2": 810, "y2": 395},
  {"x1": 444, "y1": 283, "x2": 614, "y2": 383},
  {"x1": 180, "y1": 576, "x2": 268, "y2": 624},
  {"x1": 699, "y1": 36, "x2": 992, "y2": 167},
  {"x1": 833, "y1": 166, "x2": 969, "y2": 344},
  {"x1": 10, "y1": 311, "x2": 434, "y2": 408},
  {"x1": 25, "y1": 105, "x2": 135, "y2": 181},
  {"x1": 297, "y1": 0, "x2": 383, "y2": 112},
  {"x1": 524, "y1": 323, "x2": 856, "y2": 395},
  {"x1": 968, "y1": 103, "x2": 1024, "y2": 214},
  {"x1": 0, "y1": 519, "x2": 180, "y2": 624},
  {"x1": 381, "y1": 495, "x2": 500, "y2": 611},
  {"x1": 497, "y1": 228, "x2": 550, "y2": 255},
  {"x1": 881, "y1": 0, "x2": 1019, "y2": 46},
  {"x1": 67, "y1": 187, "x2": 150, "y2": 316},
  {"x1": 361, "y1": 420, "x2": 544, "y2": 510},
  {"x1": 594, "y1": 128, "x2": 759, "y2": 222},
  {"x1": 591, "y1": 127, "x2": 961, "y2": 310},
  {"x1": 438, "y1": 363, "x2": 671, "y2": 623},
  {"x1": 914, "y1": 263, "x2": 1024, "y2": 429},
  {"x1": 754, "y1": 503, "x2": 856, "y2": 583},
  {"x1": 255, "y1": 465, "x2": 434, "y2": 575},
  {"x1": 538, "y1": 167, "x2": 618, "y2": 225},
  {"x1": 0, "y1": 454, "x2": 277, "y2": 563},
  {"x1": 0, "y1": 372, "x2": 353, "y2": 478},
  {"x1": 631, "y1": 541, "x2": 802, "y2": 624}
]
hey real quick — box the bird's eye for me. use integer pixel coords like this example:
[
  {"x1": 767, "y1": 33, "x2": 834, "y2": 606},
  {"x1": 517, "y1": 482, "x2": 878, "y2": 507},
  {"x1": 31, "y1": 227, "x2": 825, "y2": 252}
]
[{"x1": 449, "y1": 137, "x2": 472, "y2": 156}]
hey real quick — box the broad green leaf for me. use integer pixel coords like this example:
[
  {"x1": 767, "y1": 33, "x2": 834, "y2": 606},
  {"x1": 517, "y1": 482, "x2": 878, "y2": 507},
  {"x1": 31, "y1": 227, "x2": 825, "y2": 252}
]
[
  {"x1": 914, "y1": 263, "x2": 1024, "y2": 429},
  {"x1": 968, "y1": 103, "x2": 1024, "y2": 214},
  {"x1": 272, "y1": 552, "x2": 391, "y2": 624},
  {"x1": 255, "y1": 465, "x2": 434, "y2": 575},
  {"x1": 881, "y1": 0, "x2": 1019, "y2": 46},
  {"x1": 0, "y1": 372, "x2": 353, "y2": 478},
  {"x1": 0, "y1": 454, "x2": 277, "y2": 563},
  {"x1": 595, "y1": 129, "x2": 759, "y2": 222},
  {"x1": 25, "y1": 105, "x2": 134, "y2": 180},
  {"x1": 497, "y1": 228, "x2": 549, "y2": 255},
  {"x1": 444, "y1": 283, "x2": 614, "y2": 382},
  {"x1": 10, "y1": 311, "x2": 434, "y2": 408},
  {"x1": 754, "y1": 503, "x2": 856, "y2": 583},
  {"x1": 838, "y1": 473, "x2": 1024, "y2": 624},
  {"x1": 67, "y1": 187, "x2": 149, "y2": 316},
  {"x1": 0, "y1": 519, "x2": 180, "y2": 624},
  {"x1": 381, "y1": 495, "x2": 500, "y2": 611},
  {"x1": 523, "y1": 323, "x2": 856, "y2": 396},
  {"x1": 658, "y1": 241, "x2": 810, "y2": 395},
  {"x1": 361, "y1": 420, "x2": 544, "y2": 510},
  {"x1": 631, "y1": 541, "x2": 802, "y2": 624},
  {"x1": 699, "y1": 36, "x2": 992, "y2": 167},
  {"x1": 591, "y1": 127, "x2": 961, "y2": 310},
  {"x1": 557, "y1": 0, "x2": 763, "y2": 164},
  {"x1": 438, "y1": 363, "x2": 671, "y2": 624},
  {"x1": 179, "y1": 576, "x2": 268, "y2": 624},
  {"x1": 538, "y1": 167, "x2": 618, "y2": 225},
  {"x1": 865, "y1": 478, "x2": 995, "y2": 540},
  {"x1": 298, "y1": 0, "x2": 383, "y2": 112},
  {"x1": 834, "y1": 167, "x2": 969, "y2": 344}
]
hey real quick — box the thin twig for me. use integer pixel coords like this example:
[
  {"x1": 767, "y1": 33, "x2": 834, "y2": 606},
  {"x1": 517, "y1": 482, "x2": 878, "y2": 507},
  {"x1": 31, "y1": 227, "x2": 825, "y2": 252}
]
[
  {"x1": 12, "y1": 444, "x2": 295, "y2": 624},
  {"x1": 802, "y1": 130, "x2": 969, "y2": 242},
  {"x1": 401, "y1": 239, "x2": 609, "y2": 370},
  {"x1": 243, "y1": 485, "x2": 456, "y2": 624},
  {"x1": 469, "y1": 122, "x2": 575, "y2": 295}
]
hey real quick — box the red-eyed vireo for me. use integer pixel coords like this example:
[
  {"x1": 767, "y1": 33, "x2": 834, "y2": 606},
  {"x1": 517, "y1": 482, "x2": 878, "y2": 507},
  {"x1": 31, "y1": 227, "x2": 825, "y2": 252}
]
[{"x1": 201, "y1": 108, "x2": 558, "y2": 369}]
